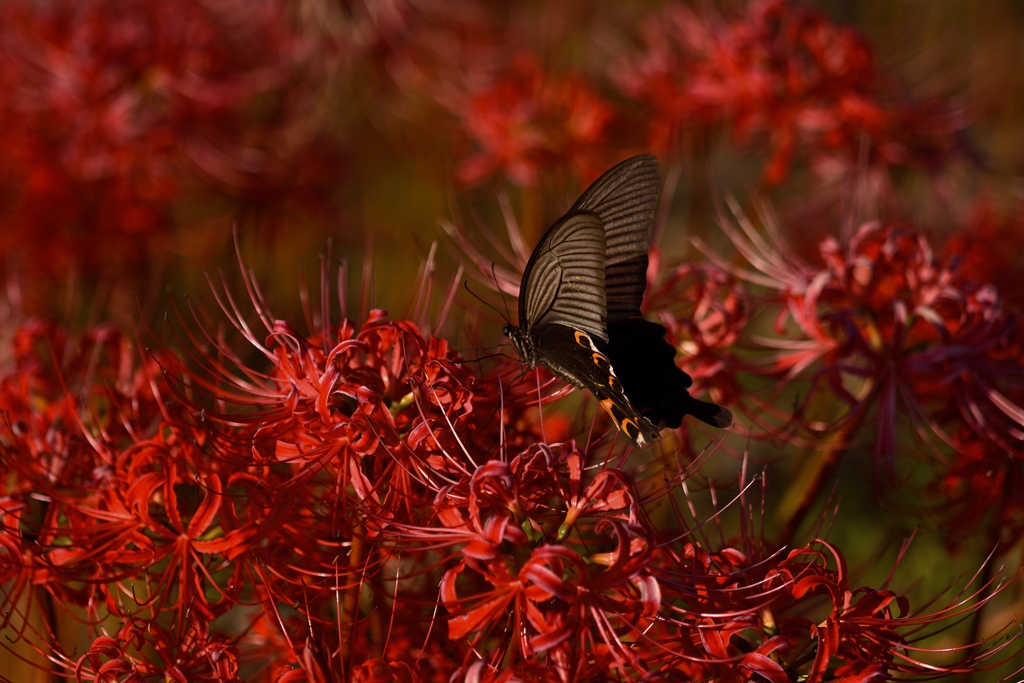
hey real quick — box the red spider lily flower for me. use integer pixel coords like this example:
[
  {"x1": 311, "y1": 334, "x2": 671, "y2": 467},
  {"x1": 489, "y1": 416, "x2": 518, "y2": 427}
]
[
  {"x1": 710, "y1": 207, "x2": 1024, "y2": 474},
  {"x1": 440, "y1": 523, "x2": 662, "y2": 677},
  {"x1": 0, "y1": 318, "x2": 242, "y2": 680},
  {"x1": 908, "y1": 281, "x2": 1023, "y2": 458},
  {"x1": 614, "y1": 0, "x2": 968, "y2": 185},
  {"x1": 754, "y1": 540, "x2": 1016, "y2": 681},
  {"x1": 151, "y1": 258, "x2": 575, "y2": 666},
  {"x1": 75, "y1": 616, "x2": 240, "y2": 683},
  {"x1": 428, "y1": 442, "x2": 640, "y2": 546},
  {"x1": 432, "y1": 442, "x2": 1020, "y2": 680},
  {"x1": 126, "y1": 467, "x2": 254, "y2": 625},
  {"x1": 452, "y1": 53, "x2": 618, "y2": 188}
]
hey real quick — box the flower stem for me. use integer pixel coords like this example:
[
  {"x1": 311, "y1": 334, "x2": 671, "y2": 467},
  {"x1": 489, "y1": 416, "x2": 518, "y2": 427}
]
[{"x1": 775, "y1": 387, "x2": 872, "y2": 546}]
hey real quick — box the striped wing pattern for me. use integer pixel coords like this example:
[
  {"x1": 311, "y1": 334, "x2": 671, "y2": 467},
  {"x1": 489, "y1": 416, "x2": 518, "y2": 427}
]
[
  {"x1": 570, "y1": 154, "x2": 660, "y2": 322},
  {"x1": 519, "y1": 212, "x2": 608, "y2": 342}
]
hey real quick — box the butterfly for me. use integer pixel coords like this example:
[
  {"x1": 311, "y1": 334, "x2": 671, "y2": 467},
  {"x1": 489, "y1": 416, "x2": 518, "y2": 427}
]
[{"x1": 504, "y1": 154, "x2": 733, "y2": 447}]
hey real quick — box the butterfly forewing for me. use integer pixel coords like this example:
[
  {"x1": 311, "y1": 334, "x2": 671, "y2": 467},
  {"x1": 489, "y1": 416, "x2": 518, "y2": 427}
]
[
  {"x1": 571, "y1": 154, "x2": 660, "y2": 322},
  {"x1": 519, "y1": 212, "x2": 608, "y2": 342}
]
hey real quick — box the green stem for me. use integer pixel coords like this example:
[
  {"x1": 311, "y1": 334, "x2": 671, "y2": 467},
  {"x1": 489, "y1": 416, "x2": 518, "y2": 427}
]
[{"x1": 775, "y1": 388, "x2": 873, "y2": 547}]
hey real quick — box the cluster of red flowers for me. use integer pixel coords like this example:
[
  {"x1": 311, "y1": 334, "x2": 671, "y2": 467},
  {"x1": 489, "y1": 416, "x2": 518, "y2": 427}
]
[
  {"x1": 614, "y1": 0, "x2": 968, "y2": 185},
  {"x1": 438, "y1": 0, "x2": 968, "y2": 191},
  {"x1": 1, "y1": 260, "x2": 1017, "y2": 680},
  {"x1": 3, "y1": 0, "x2": 1023, "y2": 680},
  {"x1": 0, "y1": 0, "x2": 977, "y2": 302},
  {"x1": 449, "y1": 54, "x2": 617, "y2": 188},
  {"x1": 0, "y1": 0, "x2": 344, "y2": 281},
  {"x1": 709, "y1": 205, "x2": 1024, "y2": 552}
]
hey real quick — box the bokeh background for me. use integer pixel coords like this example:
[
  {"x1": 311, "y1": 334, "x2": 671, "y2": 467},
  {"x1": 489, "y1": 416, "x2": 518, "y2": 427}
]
[
  {"x1": 2, "y1": 0, "x2": 1024, "y2": 680},
  {"x1": 3, "y1": 0, "x2": 1022, "y2": 325}
]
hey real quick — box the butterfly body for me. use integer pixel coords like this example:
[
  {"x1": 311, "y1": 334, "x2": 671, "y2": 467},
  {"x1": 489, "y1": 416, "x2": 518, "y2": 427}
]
[{"x1": 505, "y1": 154, "x2": 732, "y2": 447}]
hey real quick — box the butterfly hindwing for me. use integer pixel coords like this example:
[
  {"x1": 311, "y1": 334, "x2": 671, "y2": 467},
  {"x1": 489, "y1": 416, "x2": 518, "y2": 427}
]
[
  {"x1": 603, "y1": 317, "x2": 734, "y2": 429},
  {"x1": 531, "y1": 323, "x2": 659, "y2": 447},
  {"x1": 570, "y1": 154, "x2": 660, "y2": 323}
]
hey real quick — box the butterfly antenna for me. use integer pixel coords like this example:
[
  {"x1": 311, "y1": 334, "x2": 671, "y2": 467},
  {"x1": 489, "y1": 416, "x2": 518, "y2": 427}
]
[
  {"x1": 462, "y1": 280, "x2": 507, "y2": 320},
  {"x1": 491, "y1": 262, "x2": 512, "y2": 325}
]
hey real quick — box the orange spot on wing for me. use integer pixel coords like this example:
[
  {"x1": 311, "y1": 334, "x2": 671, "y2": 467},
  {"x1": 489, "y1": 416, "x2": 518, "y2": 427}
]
[
  {"x1": 598, "y1": 398, "x2": 619, "y2": 424},
  {"x1": 573, "y1": 330, "x2": 591, "y2": 347},
  {"x1": 598, "y1": 397, "x2": 647, "y2": 446},
  {"x1": 591, "y1": 352, "x2": 608, "y2": 365}
]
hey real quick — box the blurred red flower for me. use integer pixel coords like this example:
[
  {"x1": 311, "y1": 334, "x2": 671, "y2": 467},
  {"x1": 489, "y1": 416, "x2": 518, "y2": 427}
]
[
  {"x1": 616, "y1": 0, "x2": 968, "y2": 185},
  {"x1": 453, "y1": 54, "x2": 618, "y2": 188},
  {"x1": 0, "y1": 0, "x2": 345, "y2": 283},
  {"x1": 717, "y1": 213, "x2": 1024, "y2": 473}
]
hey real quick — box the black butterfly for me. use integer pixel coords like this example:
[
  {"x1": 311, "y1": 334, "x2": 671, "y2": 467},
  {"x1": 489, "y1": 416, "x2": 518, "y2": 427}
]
[{"x1": 504, "y1": 154, "x2": 733, "y2": 447}]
